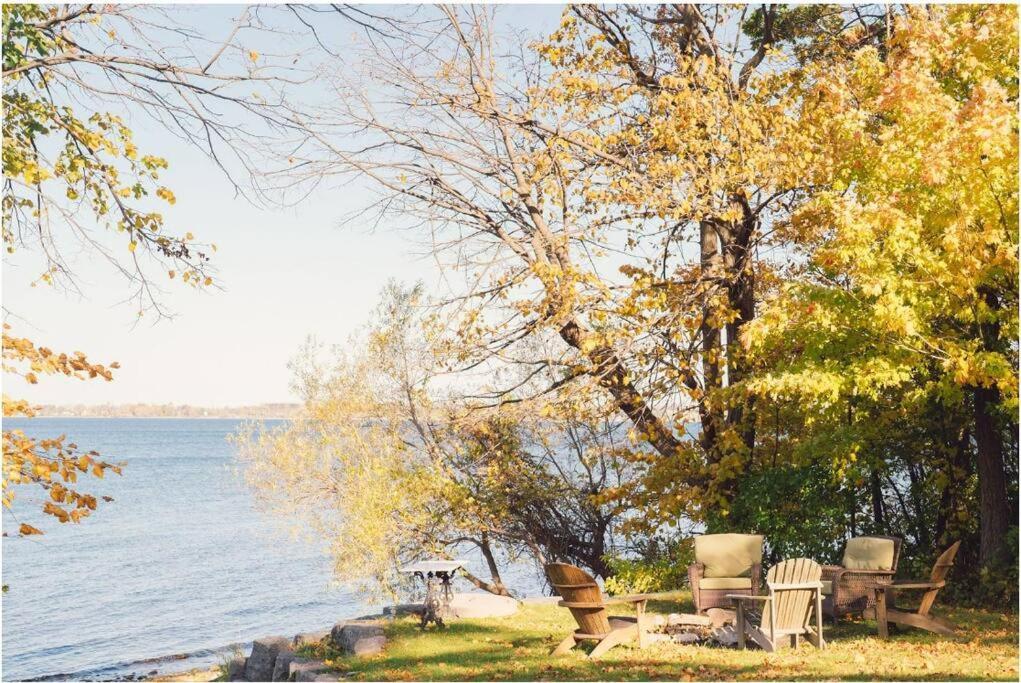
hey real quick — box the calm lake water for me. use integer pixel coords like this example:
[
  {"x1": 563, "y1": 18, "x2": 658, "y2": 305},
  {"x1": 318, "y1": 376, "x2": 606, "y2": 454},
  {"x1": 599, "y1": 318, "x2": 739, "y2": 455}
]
[{"x1": 1, "y1": 418, "x2": 543, "y2": 681}]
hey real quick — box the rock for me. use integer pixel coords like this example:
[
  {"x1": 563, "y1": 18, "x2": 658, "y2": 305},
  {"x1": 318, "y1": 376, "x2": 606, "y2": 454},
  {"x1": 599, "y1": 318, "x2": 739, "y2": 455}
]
[
  {"x1": 642, "y1": 632, "x2": 672, "y2": 644},
  {"x1": 711, "y1": 625, "x2": 740, "y2": 647},
  {"x1": 668, "y1": 613, "x2": 712, "y2": 627},
  {"x1": 293, "y1": 630, "x2": 330, "y2": 648},
  {"x1": 331, "y1": 621, "x2": 385, "y2": 650},
  {"x1": 245, "y1": 637, "x2": 291, "y2": 682},
  {"x1": 290, "y1": 659, "x2": 329, "y2": 682},
  {"x1": 446, "y1": 592, "x2": 519, "y2": 618},
  {"x1": 226, "y1": 658, "x2": 247, "y2": 681},
  {"x1": 706, "y1": 608, "x2": 736, "y2": 629},
  {"x1": 647, "y1": 614, "x2": 667, "y2": 628},
  {"x1": 272, "y1": 651, "x2": 296, "y2": 681},
  {"x1": 330, "y1": 621, "x2": 387, "y2": 657},
  {"x1": 349, "y1": 635, "x2": 386, "y2": 657},
  {"x1": 673, "y1": 632, "x2": 702, "y2": 644},
  {"x1": 383, "y1": 603, "x2": 424, "y2": 617}
]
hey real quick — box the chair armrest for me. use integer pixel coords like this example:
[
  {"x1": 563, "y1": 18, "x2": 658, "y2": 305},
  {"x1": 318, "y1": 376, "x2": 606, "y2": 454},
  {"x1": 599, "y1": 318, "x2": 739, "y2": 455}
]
[
  {"x1": 728, "y1": 594, "x2": 771, "y2": 602},
  {"x1": 558, "y1": 599, "x2": 603, "y2": 608},
  {"x1": 605, "y1": 595, "x2": 651, "y2": 605},
  {"x1": 881, "y1": 580, "x2": 945, "y2": 591},
  {"x1": 688, "y1": 562, "x2": 705, "y2": 612},
  {"x1": 827, "y1": 567, "x2": 895, "y2": 588},
  {"x1": 688, "y1": 563, "x2": 704, "y2": 593},
  {"x1": 820, "y1": 564, "x2": 843, "y2": 581}
]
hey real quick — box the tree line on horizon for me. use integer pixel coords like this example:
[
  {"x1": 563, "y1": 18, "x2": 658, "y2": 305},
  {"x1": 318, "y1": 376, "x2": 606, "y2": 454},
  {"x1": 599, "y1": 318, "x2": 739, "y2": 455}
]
[{"x1": 3, "y1": 4, "x2": 1017, "y2": 605}]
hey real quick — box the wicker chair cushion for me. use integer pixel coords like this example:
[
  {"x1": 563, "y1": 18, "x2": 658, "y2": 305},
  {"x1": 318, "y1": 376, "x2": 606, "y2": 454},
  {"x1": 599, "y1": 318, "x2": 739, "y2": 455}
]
[
  {"x1": 820, "y1": 580, "x2": 832, "y2": 595},
  {"x1": 843, "y1": 536, "x2": 896, "y2": 570},
  {"x1": 695, "y1": 534, "x2": 764, "y2": 578},
  {"x1": 699, "y1": 577, "x2": 753, "y2": 589}
]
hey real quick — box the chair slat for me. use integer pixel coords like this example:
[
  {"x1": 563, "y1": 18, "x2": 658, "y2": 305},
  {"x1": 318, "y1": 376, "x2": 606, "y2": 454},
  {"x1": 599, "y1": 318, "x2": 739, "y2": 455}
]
[{"x1": 546, "y1": 563, "x2": 611, "y2": 637}]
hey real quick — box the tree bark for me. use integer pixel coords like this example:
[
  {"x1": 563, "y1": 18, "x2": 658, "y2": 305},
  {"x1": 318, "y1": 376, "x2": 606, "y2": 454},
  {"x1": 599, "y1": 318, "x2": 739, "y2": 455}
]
[
  {"x1": 558, "y1": 318, "x2": 687, "y2": 462},
  {"x1": 721, "y1": 210, "x2": 757, "y2": 455},
  {"x1": 972, "y1": 286, "x2": 1011, "y2": 569},
  {"x1": 475, "y1": 533, "x2": 512, "y2": 597},
  {"x1": 699, "y1": 218, "x2": 723, "y2": 458},
  {"x1": 973, "y1": 384, "x2": 1010, "y2": 568},
  {"x1": 460, "y1": 568, "x2": 512, "y2": 597},
  {"x1": 870, "y1": 468, "x2": 886, "y2": 533},
  {"x1": 935, "y1": 426, "x2": 972, "y2": 547}
]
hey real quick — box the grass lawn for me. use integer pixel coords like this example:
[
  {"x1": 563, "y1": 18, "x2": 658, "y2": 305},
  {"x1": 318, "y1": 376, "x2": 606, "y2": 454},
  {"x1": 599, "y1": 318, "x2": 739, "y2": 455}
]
[{"x1": 313, "y1": 593, "x2": 1018, "y2": 681}]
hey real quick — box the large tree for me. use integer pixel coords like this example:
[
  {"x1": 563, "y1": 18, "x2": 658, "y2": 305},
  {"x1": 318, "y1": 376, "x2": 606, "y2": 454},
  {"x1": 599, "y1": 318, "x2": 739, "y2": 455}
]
[
  {"x1": 235, "y1": 283, "x2": 641, "y2": 595},
  {"x1": 740, "y1": 4, "x2": 1018, "y2": 569}
]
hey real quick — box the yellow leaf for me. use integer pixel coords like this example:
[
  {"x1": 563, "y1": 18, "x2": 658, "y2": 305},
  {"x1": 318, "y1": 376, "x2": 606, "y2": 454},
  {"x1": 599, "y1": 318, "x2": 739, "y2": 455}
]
[{"x1": 128, "y1": 241, "x2": 137, "y2": 253}]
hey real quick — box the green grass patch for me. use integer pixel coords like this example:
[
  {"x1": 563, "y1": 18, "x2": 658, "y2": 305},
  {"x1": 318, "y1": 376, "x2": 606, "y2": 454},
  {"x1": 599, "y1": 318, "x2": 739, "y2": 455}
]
[{"x1": 327, "y1": 592, "x2": 1017, "y2": 681}]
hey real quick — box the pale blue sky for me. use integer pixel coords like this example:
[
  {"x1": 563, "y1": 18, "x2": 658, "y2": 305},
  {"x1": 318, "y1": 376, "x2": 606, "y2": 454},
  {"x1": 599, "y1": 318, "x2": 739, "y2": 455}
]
[{"x1": 3, "y1": 3, "x2": 566, "y2": 406}]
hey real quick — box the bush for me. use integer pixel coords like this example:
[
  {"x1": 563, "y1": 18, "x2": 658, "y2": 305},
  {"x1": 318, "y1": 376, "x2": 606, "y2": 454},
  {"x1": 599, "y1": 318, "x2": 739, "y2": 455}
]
[
  {"x1": 719, "y1": 464, "x2": 848, "y2": 565},
  {"x1": 938, "y1": 529, "x2": 1019, "y2": 609},
  {"x1": 603, "y1": 537, "x2": 693, "y2": 596}
]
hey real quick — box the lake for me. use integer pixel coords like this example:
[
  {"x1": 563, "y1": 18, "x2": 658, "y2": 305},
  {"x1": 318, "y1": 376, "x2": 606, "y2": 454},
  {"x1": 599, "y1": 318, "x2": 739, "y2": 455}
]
[{"x1": 1, "y1": 418, "x2": 544, "y2": 681}]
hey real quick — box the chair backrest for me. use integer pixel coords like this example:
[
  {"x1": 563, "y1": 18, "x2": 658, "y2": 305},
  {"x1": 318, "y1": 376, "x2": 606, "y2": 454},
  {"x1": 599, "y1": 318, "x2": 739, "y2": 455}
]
[
  {"x1": 546, "y1": 562, "x2": 611, "y2": 636},
  {"x1": 761, "y1": 558, "x2": 822, "y2": 633},
  {"x1": 694, "y1": 533, "x2": 764, "y2": 578},
  {"x1": 842, "y1": 535, "x2": 902, "y2": 571},
  {"x1": 929, "y1": 541, "x2": 961, "y2": 584}
]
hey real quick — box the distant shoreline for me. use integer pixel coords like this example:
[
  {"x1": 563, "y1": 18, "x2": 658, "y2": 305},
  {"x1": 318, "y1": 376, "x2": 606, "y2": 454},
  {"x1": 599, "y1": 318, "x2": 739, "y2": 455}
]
[
  {"x1": 19, "y1": 403, "x2": 303, "y2": 420},
  {"x1": 17, "y1": 415, "x2": 298, "y2": 420}
]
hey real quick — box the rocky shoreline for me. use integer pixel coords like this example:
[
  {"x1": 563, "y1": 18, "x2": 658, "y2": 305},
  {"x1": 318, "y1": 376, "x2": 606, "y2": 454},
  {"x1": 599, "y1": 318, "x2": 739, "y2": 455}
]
[
  {"x1": 144, "y1": 593, "x2": 522, "y2": 683},
  {"x1": 223, "y1": 615, "x2": 389, "y2": 683}
]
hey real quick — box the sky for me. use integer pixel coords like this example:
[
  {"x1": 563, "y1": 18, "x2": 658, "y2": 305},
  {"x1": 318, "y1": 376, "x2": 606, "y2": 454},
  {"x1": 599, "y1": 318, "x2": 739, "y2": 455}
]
[{"x1": 2, "y1": 3, "x2": 566, "y2": 407}]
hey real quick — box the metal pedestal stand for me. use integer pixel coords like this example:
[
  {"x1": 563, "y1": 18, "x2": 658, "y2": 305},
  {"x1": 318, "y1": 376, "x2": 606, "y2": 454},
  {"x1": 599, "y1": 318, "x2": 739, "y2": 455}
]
[{"x1": 399, "y1": 560, "x2": 466, "y2": 630}]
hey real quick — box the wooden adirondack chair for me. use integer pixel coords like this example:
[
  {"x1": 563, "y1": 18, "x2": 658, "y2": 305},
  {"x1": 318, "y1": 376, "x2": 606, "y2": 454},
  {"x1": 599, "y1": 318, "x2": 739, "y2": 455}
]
[
  {"x1": 729, "y1": 558, "x2": 825, "y2": 652},
  {"x1": 546, "y1": 562, "x2": 648, "y2": 659},
  {"x1": 875, "y1": 541, "x2": 961, "y2": 638}
]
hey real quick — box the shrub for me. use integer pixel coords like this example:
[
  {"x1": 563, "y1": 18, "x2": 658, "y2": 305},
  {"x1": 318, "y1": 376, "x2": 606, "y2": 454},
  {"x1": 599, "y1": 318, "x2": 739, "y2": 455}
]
[{"x1": 603, "y1": 537, "x2": 693, "y2": 595}]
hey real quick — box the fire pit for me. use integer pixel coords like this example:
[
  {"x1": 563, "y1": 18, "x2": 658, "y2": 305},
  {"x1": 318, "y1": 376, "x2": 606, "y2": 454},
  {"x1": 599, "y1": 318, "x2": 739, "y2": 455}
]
[{"x1": 644, "y1": 609, "x2": 741, "y2": 647}]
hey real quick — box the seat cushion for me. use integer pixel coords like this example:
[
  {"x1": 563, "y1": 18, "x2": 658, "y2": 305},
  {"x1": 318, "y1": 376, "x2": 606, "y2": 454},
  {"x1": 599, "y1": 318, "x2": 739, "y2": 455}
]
[
  {"x1": 820, "y1": 580, "x2": 833, "y2": 595},
  {"x1": 695, "y1": 534, "x2": 764, "y2": 578},
  {"x1": 699, "y1": 577, "x2": 753, "y2": 590},
  {"x1": 843, "y1": 537, "x2": 896, "y2": 570}
]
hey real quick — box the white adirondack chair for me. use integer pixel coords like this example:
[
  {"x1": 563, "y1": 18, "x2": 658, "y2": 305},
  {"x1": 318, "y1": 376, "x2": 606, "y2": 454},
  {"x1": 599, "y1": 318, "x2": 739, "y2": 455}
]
[{"x1": 729, "y1": 558, "x2": 825, "y2": 652}]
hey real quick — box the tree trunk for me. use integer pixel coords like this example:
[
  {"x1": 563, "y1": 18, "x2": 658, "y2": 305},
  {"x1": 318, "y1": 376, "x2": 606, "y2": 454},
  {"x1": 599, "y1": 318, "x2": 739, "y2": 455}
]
[
  {"x1": 722, "y1": 210, "x2": 757, "y2": 456},
  {"x1": 478, "y1": 533, "x2": 511, "y2": 596},
  {"x1": 460, "y1": 568, "x2": 512, "y2": 597},
  {"x1": 558, "y1": 318, "x2": 687, "y2": 464},
  {"x1": 973, "y1": 286, "x2": 1011, "y2": 569},
  {"x1": 459, "y1": 535, "x2": 512, "y2": 597},
  {"x1": 935, "y1": 426, "x2": 971, "y2": 547},
  {"x1": 870, "y1": 468, "x2": 886, "y2": 533},
  {"x1": 973, "y1": 384, "x2": 1010, "y2": 568},
  {"x1": 699, "y1": 218, "x2": 722, "y2": 458}
]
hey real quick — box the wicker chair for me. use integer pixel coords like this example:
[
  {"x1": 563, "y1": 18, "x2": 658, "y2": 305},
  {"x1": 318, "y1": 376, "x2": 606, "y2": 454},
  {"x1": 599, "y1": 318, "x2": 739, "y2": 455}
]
[
  {"x1": 688, "y1": 533, "x2": 763, "y2": 614},
  {"x1": 821, "y1": 535, "x2": 902, "y2": 621}
]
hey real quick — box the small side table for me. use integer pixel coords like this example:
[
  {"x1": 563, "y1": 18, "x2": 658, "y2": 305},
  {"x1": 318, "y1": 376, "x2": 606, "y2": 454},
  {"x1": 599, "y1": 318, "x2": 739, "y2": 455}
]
[{"x1": 399, "y1": 560, "x2": 466, "y2": 629}]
